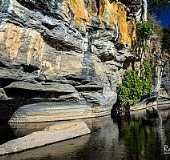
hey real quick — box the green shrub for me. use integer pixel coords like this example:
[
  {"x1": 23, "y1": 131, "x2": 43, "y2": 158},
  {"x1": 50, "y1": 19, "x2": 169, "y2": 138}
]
[
  {"x1": 118, "y1": 61, "x2": 152, "y2": 108},
  {"x1": 136, "y1": 21, "x2": 153, "y2": 51},
  {"x1": 141, "y1": 60, "x2": 152, "y2": 81},
  {"x1": 118, "y1": 70, "x2": 143, "y2": 107},
  {"x1": 142, "y1": 80, "x2": 152, "y2": 96},
  {"x1": 136, "y1": 21, "x2": 153, "y2": 42},
  {"x1": 141, "y1": 60, "x2": 153, "y2": 97}
]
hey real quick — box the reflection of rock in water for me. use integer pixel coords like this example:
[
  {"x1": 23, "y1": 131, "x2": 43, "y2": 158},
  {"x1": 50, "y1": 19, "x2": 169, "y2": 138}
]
[
  {"x1": 0, "y1": 134, "x2": 91, "y2": 160},
  {"x1": 160, "y1": 110, "x2": 170, "y2": 123},
  {"x1": 0, "y1": 123, "x2": 16, "y2": 145},
  {"x1": 117, "y1": 118, "x2": 165, "y2": 160},
  {"x1": 0, "y1": 121, "x2": 90, "y2": 156},
  {"x1": 158, "y1": 111, "x2": 170, "y2": 154},
  {"x1": 9, "y1": 121, "x2": 58, "y2": 137},
  {"x1": 2, "y1": 116, "x2": 170, "y2": 160},
  {"x1": 9, "y1": 116, "x2": 112, "y2": 137},
  {"x1": 165, "y1": 119, "x2": 170, "y2": 146}
]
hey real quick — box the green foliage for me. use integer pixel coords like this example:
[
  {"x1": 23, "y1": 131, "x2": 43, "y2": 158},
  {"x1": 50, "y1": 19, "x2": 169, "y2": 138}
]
[
  {"x1": 141, "y1": 61, "x2": 152, "y2": 96},
  {"x1": 118, "y1": 61, "x2": 152, "y2": 107},
  {"x1": 141, "y1": 60, "x2": 152, "y2": 81},
  {"x1": 136, "y1": 21, "x2": 153, "y2": 42},
  {"x1": 118, "y1": 70, "x2": 143, "y2": 107},
  {"x1": 142, "y1": 80, "x2": 152, "y2": 96},
  {"x1": 136, "y1": 21, "x2": 153, "y2": 52}
]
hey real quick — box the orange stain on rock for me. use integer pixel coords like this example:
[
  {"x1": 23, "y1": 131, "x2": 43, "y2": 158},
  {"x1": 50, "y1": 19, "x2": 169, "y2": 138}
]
[
  {"x1": 0, "y1": 23, "x2": 44, "y2": 65},
  {"x1": 4, "y1": 23, "x2": 23, "y2": 59},
  {"x1": 98, "y1": 1, "x2": 136, "y2": 47},
  {"x1": 69, "y1": 0, "x2": 89, "y2": 27},
  {"x1": 63, "y1": 0, "x2": 136, "y2": 47},
  {"x1": 0, "y1": 0, "x2": 137, "y2": 63},
  {"x1": 26, "y1": 30, "x2": 44, "y2": 65}
]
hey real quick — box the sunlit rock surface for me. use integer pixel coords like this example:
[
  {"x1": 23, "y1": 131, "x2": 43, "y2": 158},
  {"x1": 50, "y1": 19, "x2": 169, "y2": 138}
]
[
  {"x1": 0, "y1": 0, "x2": 144, "y2": 121},
  {"x1": 9, "y1": 102, "x2": 111, "y2": 123}
]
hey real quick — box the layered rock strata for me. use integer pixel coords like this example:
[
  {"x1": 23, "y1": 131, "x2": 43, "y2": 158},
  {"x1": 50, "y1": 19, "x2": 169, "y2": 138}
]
[{"x1": 0, "y1": 0, "x2": 144, "y2": 122}]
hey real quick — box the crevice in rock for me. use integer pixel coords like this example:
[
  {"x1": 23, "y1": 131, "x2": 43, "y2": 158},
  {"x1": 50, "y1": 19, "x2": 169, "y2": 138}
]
[
  {"x1": 0, "y1": 79, "x2": 16, "y2": 88},
  {"x1": 96, "y1": 0, "x2": 100, "y2": 15},
  {"x1": 81, "y1": 32, "x2": 95, "y2": 80},
  {"x1": 21, "y1": 64, "x2": 39, "y2": 73}
]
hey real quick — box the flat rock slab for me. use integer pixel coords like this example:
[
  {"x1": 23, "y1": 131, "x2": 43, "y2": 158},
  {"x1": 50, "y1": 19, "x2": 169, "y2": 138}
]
[
  {"x1": 5, "y1": 81, "x2": 76, "y2": 94},
  {"x1": 0, "y1": 121, "x2": 90, "y2": 156}
]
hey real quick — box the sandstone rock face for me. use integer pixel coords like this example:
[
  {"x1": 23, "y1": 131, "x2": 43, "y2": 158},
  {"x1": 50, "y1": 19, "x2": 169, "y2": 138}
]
[
  {"x1": 0, "y1": 121, "x2": 91, "y2": 155},
  {"x1": 0, "y1": 0, "x2": 144, "y2": 121}
]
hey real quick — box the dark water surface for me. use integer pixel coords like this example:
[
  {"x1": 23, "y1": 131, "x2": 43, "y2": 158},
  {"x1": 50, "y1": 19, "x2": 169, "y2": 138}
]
[{"x1": 0, "y1": 112, "x2": 170, "y2": 160}]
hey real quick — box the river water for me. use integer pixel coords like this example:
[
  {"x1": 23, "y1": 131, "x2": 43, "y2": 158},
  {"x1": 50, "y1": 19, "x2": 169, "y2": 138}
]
[{"x1": 0, "y1": 111, "x2": 170, "y2": 160}]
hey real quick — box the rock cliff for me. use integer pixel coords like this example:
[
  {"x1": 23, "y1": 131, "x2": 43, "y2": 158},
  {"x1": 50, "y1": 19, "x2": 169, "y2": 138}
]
[{"x1": 0, "y1": 0, "x2": 144, "y2": 122}]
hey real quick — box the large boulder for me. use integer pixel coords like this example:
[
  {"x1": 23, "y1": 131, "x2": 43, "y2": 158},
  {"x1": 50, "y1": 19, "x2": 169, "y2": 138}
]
[{"x1": 9, "y1": 102, "x2": 110, "y2": 123}]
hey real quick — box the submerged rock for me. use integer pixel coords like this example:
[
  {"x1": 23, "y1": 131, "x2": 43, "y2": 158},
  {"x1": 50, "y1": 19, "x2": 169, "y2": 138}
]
[{"x1": 0, "y1": 121, "x2": 91, "y2": 156}]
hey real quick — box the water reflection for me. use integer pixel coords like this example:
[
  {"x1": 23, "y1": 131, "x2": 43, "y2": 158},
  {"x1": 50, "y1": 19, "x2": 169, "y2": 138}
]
[
  {"x1": 0, "y1": 123, "x2": 16, "y2": 145},
  {"x1": 118, "y1": 120, "x2": 163, "y2": 160},
  {"x1": 0, "y1": 111, "x2": 170, "y2": 160}
]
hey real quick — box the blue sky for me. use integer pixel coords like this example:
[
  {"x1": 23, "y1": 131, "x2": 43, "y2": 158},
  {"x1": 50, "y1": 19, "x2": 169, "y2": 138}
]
[{"x1": 151, "y1": 4, "x2": 170, "y2": 28}]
